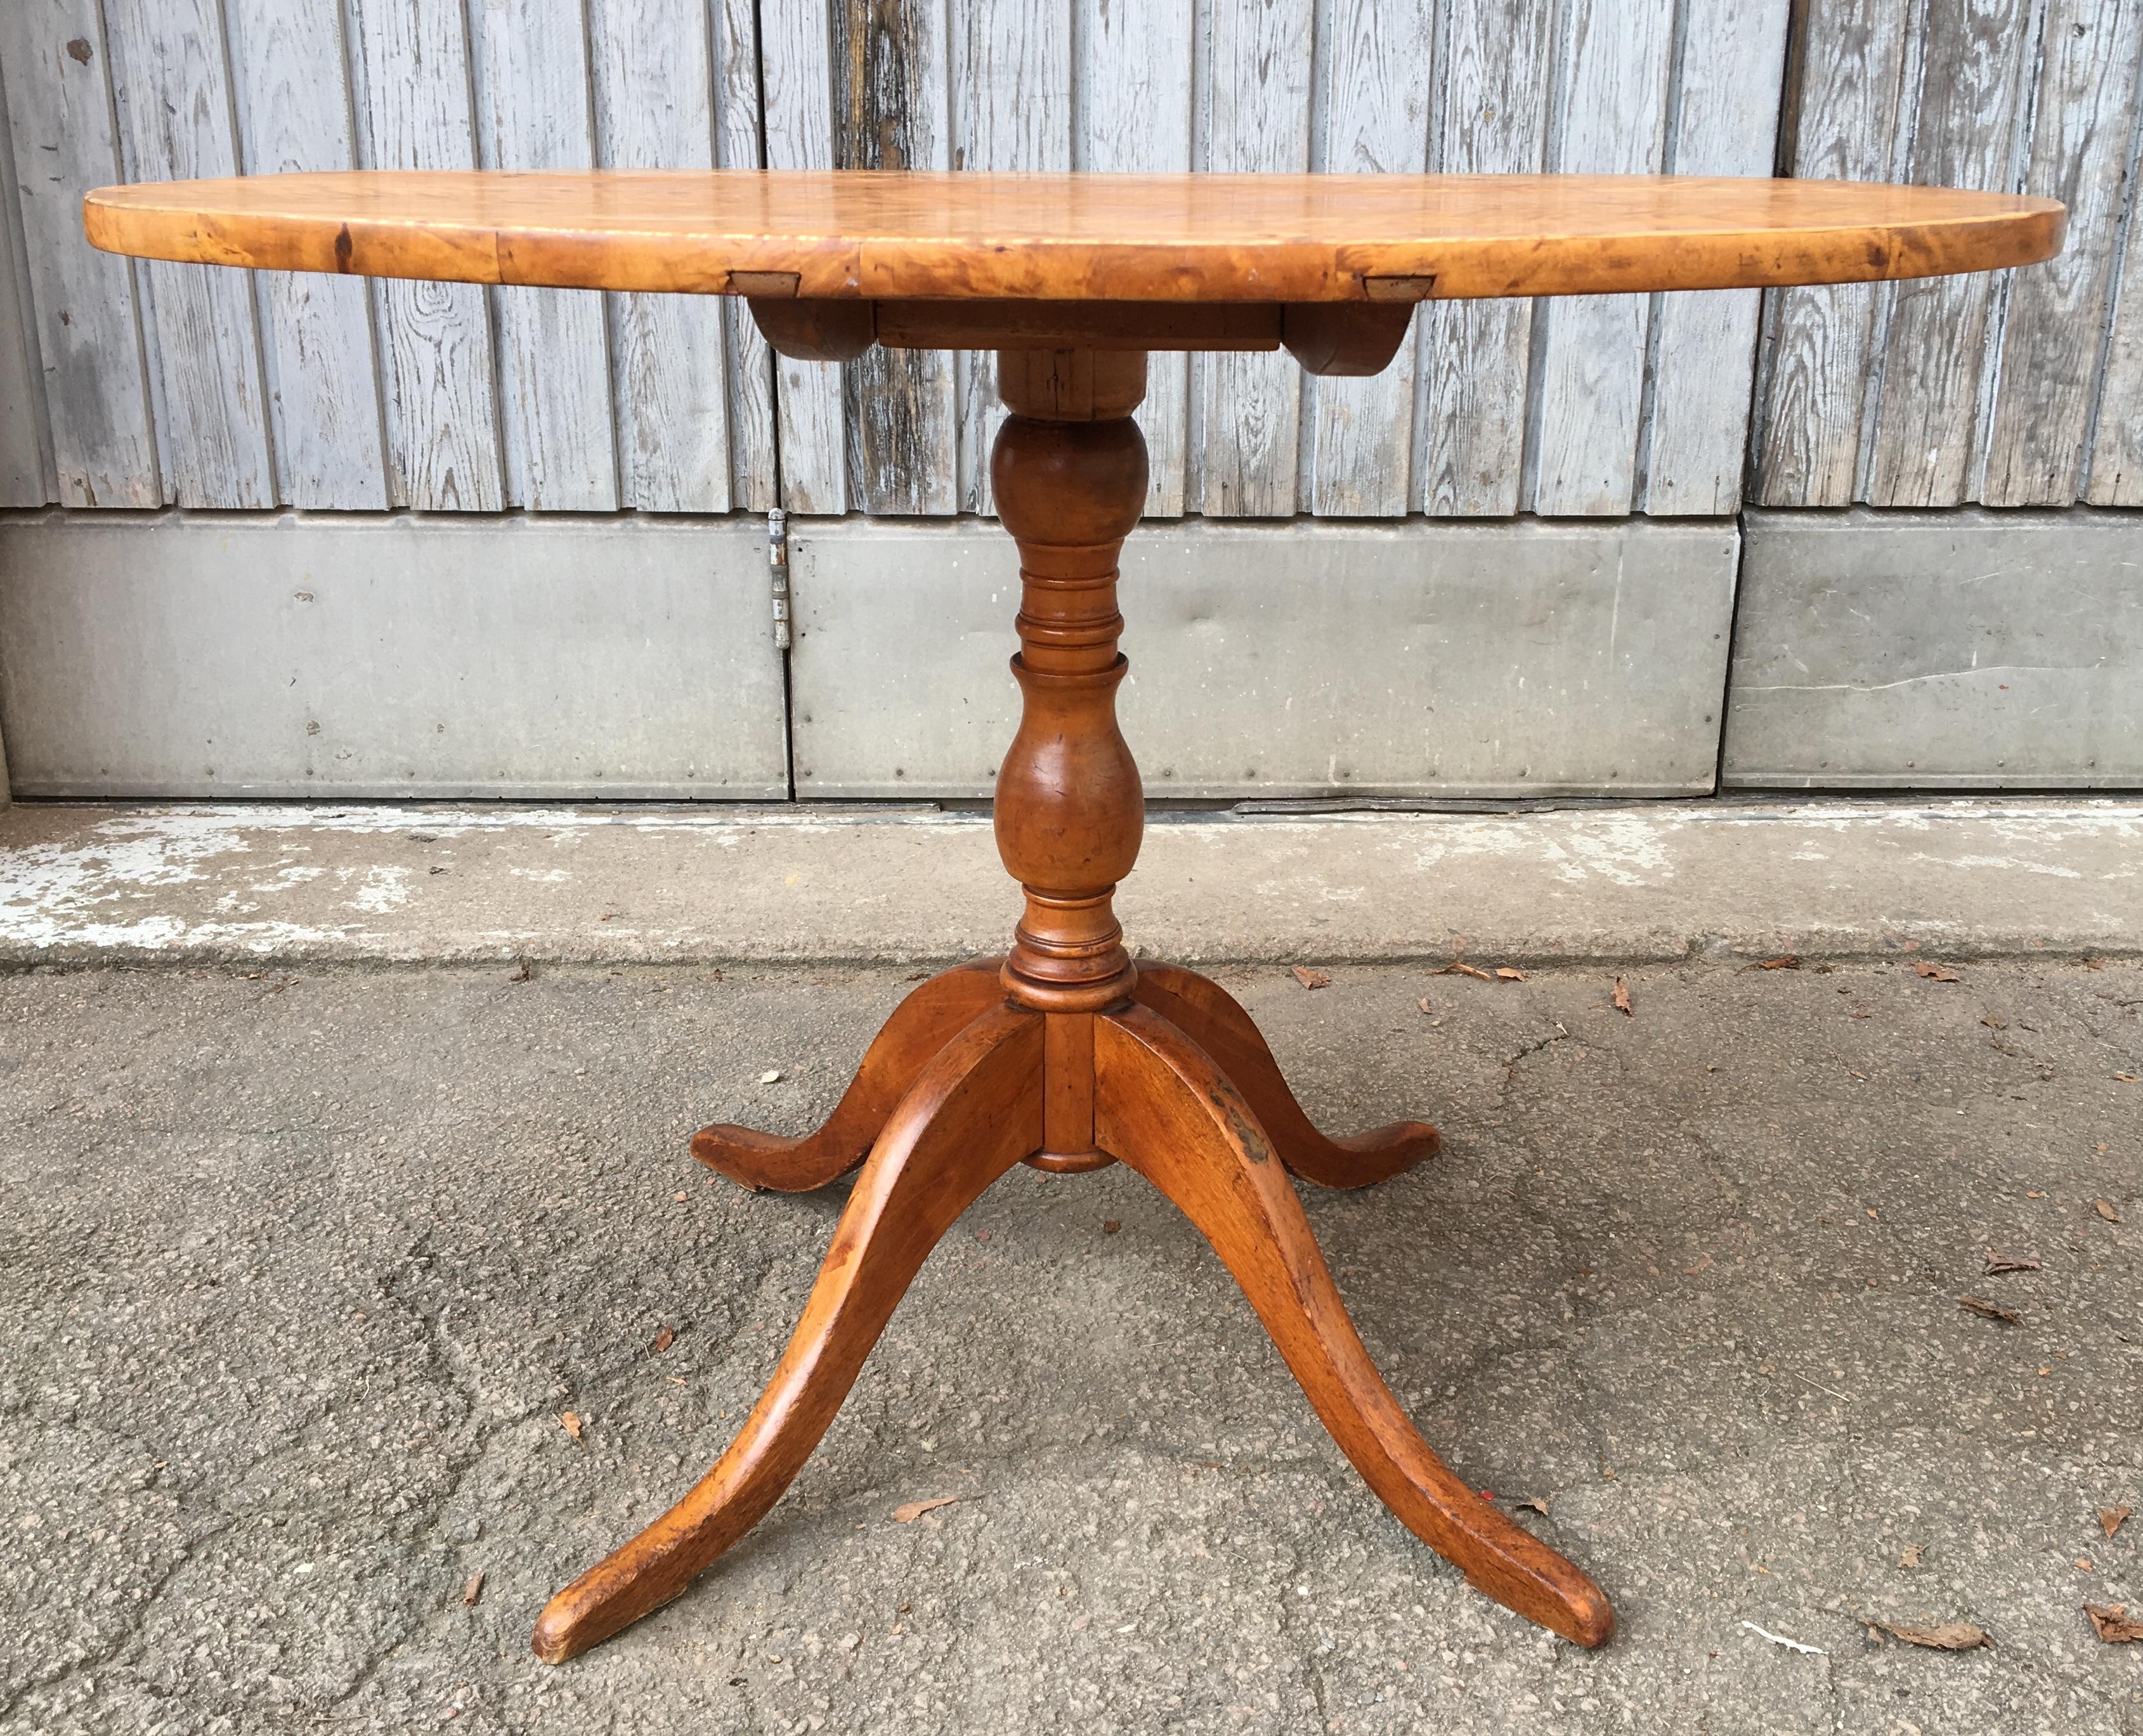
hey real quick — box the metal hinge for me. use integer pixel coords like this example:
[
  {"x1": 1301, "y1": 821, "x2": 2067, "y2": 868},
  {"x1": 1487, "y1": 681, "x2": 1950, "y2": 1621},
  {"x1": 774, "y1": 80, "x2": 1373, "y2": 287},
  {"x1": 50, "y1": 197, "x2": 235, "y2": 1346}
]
[{"x1": 767, "y1": 508, "x2": 791, "y2": 651}]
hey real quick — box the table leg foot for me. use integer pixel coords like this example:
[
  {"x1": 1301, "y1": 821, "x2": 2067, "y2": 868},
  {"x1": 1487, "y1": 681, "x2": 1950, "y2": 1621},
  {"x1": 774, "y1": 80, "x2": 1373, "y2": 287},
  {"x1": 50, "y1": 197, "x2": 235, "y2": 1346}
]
[
  {"x1": 689, "y1": 957, "x2": 1007, "y2": 1192},
  {"x1": 533, "y1": 1002, "x2": 1044, "y2": 1664},
  {"x1": 1095, "y1": 1000, "x2": 1615, "y2": 1649},
  {"x1": 1131, "y1": 961, "x2": 1441, "y2": 1191}
]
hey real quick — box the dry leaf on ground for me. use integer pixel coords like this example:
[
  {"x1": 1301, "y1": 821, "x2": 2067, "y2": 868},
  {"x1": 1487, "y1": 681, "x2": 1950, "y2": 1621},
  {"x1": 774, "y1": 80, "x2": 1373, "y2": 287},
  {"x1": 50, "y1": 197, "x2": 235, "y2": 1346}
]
[
  {"x1": 1914, "y1": 962, "x2": 1963, "y2": 982},
  {"x1": 759, "y1": 1069, "x2": 783, "y2": 1084},
  {"x1": 561, "y1": 1411, "x2": 583, "y2": 1440},
  {"x1": 1612, "y1": 978, "x2": 1632, "y2": 1016},
  {"x1": 2096, "y1": 1199, "x2": 2123, "y2": 1223},
  {"x1": 1898, "y1": 1543, "x2": 1925, "y2": 1569},
  {"x1": 462, "y1": 1570, "x2": 485, "y2": 1608},
  {"x1": 509, "y1": 960, "x2": 532, "y2": 983},
  {"x1": 1983, "y1": 1250, "x2": 2042, "y2": 1275},
  {"x1": 1494, "y1": 966, "x2": 1525, "y2": 981},
  {"x1": 652, "y1": 1325, "x2": 674, "y2": 1354},
  {"x1": 892, "y1": 1496, "x2": 960, "y2": 1524},
  {"x1": 2100, "y1": 1506, "x2": 2132, "y2": 1539},
  {"x1": 1877, "y1": 1619, "x2": 1993, "y2": 1650},
  {"x1": 2116, "y1": 1072, "x2": 2139, "y2": 1083},
  {"x1": 1102, "y1": 1219, "x2": 1121, "y2": 1234},
  {"x1": 2086, "y1": 1603, "x2": 2143, "y2": 1643},
  {"x1": 1291, "y1": 966, "x2": 1332, "y2": 990},
  {"x1": 1416, "y1": 997, "x2": 1433, "y2": 1014},
  {"x1": 1519, "y1": 1496, "x2": 1550, "y2": 1515},
  {"x1": 1754, "y1": 955, "x2": 1801, "y2": 971},
  {"x1": 1981, "y1": 1015, "x2": 2008, "y2": 1029},
  {"x1": 1436, "y1": 961, "x2": 1494, "y2": 981},
  {"x1": 1959, "y1": 1295, "x2": 2021, "y2": 1325}
]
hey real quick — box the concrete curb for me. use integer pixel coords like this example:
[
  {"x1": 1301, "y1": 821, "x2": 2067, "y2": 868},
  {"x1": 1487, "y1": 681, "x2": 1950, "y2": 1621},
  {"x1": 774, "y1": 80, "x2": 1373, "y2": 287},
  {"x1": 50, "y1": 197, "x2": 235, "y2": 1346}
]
[{"x1": 1, "y1": 797, "x2": 2138, "y2": 970}]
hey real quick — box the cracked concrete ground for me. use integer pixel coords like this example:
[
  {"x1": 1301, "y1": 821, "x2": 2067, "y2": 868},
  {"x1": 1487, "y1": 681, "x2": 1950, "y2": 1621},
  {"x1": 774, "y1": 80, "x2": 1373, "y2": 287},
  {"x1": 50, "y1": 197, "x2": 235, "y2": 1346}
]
[{"x1": 1, "y1": 957, "x2": 2138, "y2": 1734}]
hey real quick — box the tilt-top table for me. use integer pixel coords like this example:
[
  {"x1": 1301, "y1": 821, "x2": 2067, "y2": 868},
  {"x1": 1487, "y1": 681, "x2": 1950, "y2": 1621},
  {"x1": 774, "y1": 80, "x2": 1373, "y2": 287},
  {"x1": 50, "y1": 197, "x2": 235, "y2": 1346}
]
[{"x1": 87, "y1": 170, "x2": 2062, "y2": 1662}]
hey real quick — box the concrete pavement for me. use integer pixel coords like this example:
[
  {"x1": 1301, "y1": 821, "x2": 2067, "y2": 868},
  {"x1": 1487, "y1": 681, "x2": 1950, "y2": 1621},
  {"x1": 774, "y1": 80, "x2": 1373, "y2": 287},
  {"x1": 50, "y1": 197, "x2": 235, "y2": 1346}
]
[
  {"x1": 1, "y1": 954, "x2": 2138, "y2": 1733},
  {"x1": 1, "y1": 796, "x2": 2139, "y2": 970}
]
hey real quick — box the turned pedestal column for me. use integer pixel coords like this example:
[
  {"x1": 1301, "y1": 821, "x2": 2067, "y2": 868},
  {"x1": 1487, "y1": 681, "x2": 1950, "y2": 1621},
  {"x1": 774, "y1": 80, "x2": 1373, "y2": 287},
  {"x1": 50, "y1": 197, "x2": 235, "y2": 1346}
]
[{"x1": 991, "y1": 348, "x2": 1150, "y2": 1169}]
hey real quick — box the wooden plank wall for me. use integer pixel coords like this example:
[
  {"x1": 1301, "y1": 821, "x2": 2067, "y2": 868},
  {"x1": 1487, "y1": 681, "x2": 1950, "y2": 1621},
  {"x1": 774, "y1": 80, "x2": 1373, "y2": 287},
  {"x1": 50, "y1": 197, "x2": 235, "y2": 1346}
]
[{"x1": 3, "y1": 0, "x2": 2140, "y2": 517}]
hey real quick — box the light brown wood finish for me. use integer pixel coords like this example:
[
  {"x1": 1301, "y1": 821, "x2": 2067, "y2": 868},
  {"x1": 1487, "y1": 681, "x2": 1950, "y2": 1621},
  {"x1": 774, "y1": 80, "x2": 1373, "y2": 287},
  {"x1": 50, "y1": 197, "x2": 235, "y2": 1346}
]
[
  {"x1": 86, "y1": 171, "x2": 2062, "y2": 303},
  {"x1": 534, "y1": 1002, "x2": 1046, "y2": 1664},
  {"x1": 689, "y1": 957, "x2": 1004, "y2": 1192},
  {"x1": 82, "y1": 168, "x2": 2054, "y2": 1662},
  {"x1": 1095, "y1": 1002, "x2": 1612, "y2": 1647},
  {"x1": 1130, "y1": 961, "x2": 1440, "y2": 1189}
]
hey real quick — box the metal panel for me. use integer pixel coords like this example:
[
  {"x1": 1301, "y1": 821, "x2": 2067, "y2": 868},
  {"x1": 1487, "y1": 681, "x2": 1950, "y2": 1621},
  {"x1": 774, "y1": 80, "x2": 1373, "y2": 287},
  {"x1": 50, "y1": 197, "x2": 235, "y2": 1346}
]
[
  {"x1": 0, "y1": 513, "x2": 786, "y2": 798},
  {"x1": 1724, "y1": 508, "x2": 2143, "y2": 788},
  {"x1": 789, "y1": 517, "x2": 1738, "y2": 798}
]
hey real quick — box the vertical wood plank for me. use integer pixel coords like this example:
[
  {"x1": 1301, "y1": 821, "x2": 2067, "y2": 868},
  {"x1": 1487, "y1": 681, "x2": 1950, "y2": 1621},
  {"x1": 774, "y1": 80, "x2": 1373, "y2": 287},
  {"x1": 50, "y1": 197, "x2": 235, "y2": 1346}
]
[
  {"x1": 2087, "y1": 59, "x2": 2143, "y2": 501},
  {"x1": 0, "y1": 52, "x2": 55, "y2": 506},
  {"x1": 760, "y1": 0, "x2": 847, "y2": 514},
  {"x1": 951, "y1": 0, "x2": 1071, "y2": 514},
  {"x1": 1201, "y1": 0, "x2": 1313, "y2": 517},
  {"x1": 347, "y1": 0, "x2": 504, "y2": 511},
  {"x1": 1641, "y1": 0, "x2": 1791, "y2": 515},
  {"x1": 1306, "y1": 0, "x2": 1433, "y2": 517},
  {"x1": 1417, "y1": 0, "x2": 1552, "y2": 516},
  {"x1": 1075, "y1": 0, "x2": 1194, "y2": 517},
  {"x1": 225, "y1": 0, "x2": 388, "y2": 509},
  {"x1": 1861, "y1": 0, "x2": 2034, "y2": 506},
  {"x1": 712, "y1": 0, "x2": 779, "y2": 512},
  {"x1": 1530, "y1": 0, "x2": 1675, "y2": 516},
  {"x1": 0, "y1": 1, "x2": 160, "y2": 507},
  {"x1": 1752, "y1": 0, "x2": 1917, "y2": 505},
  {"x1": 586, "y1": 0, "x2": 731, "y2": 513},
  {"x1": 103, "y1": 0, "x2": 276, "y2": 508},
  {"x1": 472, "y1": 0, "x2": 617, "y2": 510},
  {"x1": 833, "y1": 0, "x2": 957, "y2": 514},
  {"x1": 1995, "y1": 0, "x2": 2143, "y2": 503}
]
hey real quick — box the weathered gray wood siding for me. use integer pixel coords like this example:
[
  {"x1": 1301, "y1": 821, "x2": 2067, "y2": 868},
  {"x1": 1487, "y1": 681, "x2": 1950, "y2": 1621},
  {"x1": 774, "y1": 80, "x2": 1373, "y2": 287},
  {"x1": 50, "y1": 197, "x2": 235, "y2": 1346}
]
[{"x1": 1, "y1": 1, "x2": 2140, "y2": 516}]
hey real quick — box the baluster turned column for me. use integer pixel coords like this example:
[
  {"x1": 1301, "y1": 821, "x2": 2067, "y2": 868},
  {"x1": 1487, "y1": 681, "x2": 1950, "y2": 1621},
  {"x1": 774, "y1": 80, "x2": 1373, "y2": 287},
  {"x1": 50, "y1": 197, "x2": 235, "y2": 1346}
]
[{"x1": 990, "y1": 349, "x2": 1150, "y2": 1169}]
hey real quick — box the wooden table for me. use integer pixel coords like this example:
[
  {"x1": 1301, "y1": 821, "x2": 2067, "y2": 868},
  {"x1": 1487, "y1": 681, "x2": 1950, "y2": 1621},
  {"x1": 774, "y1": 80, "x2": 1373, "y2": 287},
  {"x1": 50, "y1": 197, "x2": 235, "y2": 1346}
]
[{"x1": 88, "y1": 170, "x2": 2062, "y2": 1662}]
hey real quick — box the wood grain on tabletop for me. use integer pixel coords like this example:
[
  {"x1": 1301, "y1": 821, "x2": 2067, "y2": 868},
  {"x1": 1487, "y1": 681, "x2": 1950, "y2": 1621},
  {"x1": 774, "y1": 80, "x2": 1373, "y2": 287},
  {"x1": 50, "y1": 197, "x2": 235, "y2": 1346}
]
[{"x1": 85, "y1": 171, "x2": 2064, "y2": 303}]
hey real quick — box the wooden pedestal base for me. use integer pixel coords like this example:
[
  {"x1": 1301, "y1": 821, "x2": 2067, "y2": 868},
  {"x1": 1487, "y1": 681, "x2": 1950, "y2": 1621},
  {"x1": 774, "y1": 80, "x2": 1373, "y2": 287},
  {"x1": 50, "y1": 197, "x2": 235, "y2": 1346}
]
[{"x1": 530, "y1": 346, "x2": 1614, "y2": 1664}]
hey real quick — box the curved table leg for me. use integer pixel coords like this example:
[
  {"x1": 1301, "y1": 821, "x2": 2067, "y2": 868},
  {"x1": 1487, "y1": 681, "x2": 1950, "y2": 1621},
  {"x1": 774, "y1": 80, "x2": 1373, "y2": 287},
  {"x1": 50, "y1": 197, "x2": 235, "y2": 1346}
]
[
  {"x1": 1131, "y1": 961, "x2": 1440, "y2": 1191},
  {"x1": 1093, "y1": 1001, "x2": 1613, "y2": 1649},
  {"x1": 691, "y1": 957, "x2": 1006, "y2": 1193},
  {"x1": 534, "y1": 1002, "x2": 1045, "y2": 1663}
]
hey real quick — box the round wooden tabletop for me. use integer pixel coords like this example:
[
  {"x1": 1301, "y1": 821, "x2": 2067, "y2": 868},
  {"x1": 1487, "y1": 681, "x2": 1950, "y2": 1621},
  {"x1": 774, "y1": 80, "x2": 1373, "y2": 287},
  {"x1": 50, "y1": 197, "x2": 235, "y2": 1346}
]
[{"x1": 85, "y1": 171, "x2": 2062, "y2": 304}]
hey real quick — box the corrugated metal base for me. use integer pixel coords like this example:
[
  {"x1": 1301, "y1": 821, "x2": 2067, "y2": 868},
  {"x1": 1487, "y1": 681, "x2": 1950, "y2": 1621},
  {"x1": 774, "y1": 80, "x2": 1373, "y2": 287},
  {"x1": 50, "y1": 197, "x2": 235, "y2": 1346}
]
[
  {"x1": 1726, "y1": 508, "x2": 2143, "y2": 788},
  {"x1": 790, "y1": 516, "x2": 1740, "y2": 798},
  {"x1": 0, "y1": 511, "x2": 788, "y2": 799}
]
